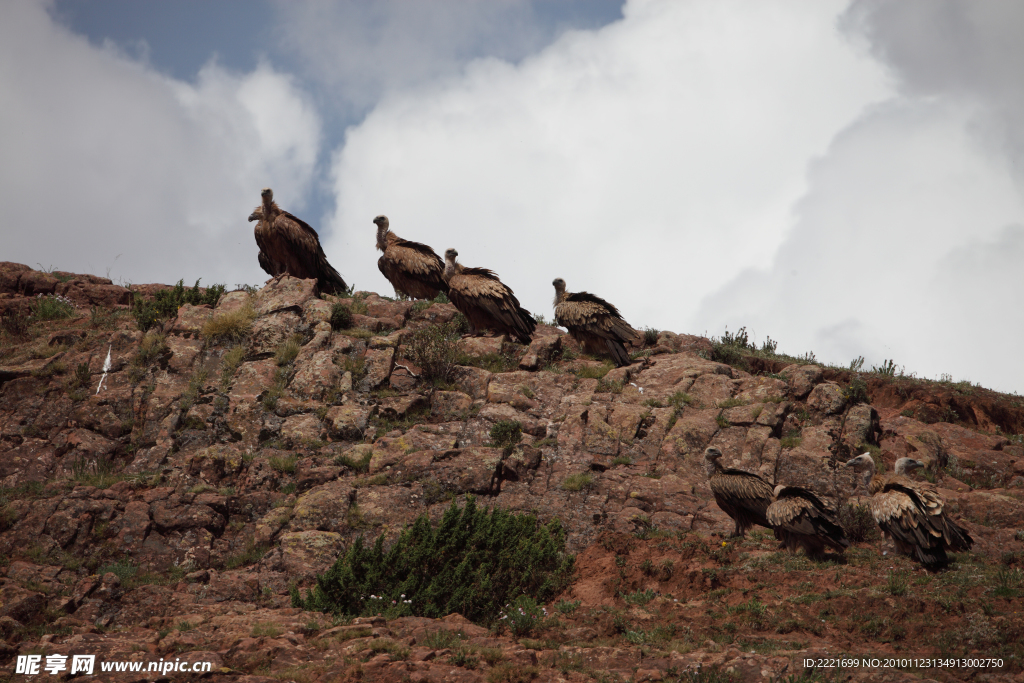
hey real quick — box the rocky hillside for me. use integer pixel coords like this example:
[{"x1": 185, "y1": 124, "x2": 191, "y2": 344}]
[{"x1": 1, "y1": 261, "x2": 1023, "y2": 683}]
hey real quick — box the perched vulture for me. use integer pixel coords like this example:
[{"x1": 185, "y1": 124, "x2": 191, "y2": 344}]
[
  {"x1": 704, "y1": 447, "x2": 776, "y2": 538},
  {"x1": 552, "y1": 278, "x2": 641, "y2": 367},
  {"x1": 846, "y1": 454, "x2": 973, "y2": 568},
  {"x1": 767, "y1": 485, "x2": 850, "y2": 558},
  {"x1": 373, "y1": 215, "x2": 446, "y2": 299},
  {"x1": 247, "y1": 188, "x2": 347, "y2": 295},
  {"x1": 442, "y1": 248, "x2": 536, "y2": 344}
]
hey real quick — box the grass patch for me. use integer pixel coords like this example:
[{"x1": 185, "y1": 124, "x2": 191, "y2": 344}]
[
  {"x1": 269, "y1": 454, "x2": 298, "y2": 474},
  {"x1": 220, "y1": 345, "x2": 246, "y2": 390},
  {"x1": 201, "y1": 302, "x2": 256, "y2": 343},
  {"x1": 275, "y1": 335, "x2": 302, "y2": 366},
  {"x1": 251, "y1": 622, "x2": 283, "y2": 638},
  {"x1": 886, "y1": 570, "x2": 909, "y2": 596},
  {"x1": 333, "y1": 450, "x2": 372, "y2": 473},
  {"x1": 561, "y1": 472, "x2": 594, "y2": 492},
  {"x1": 573, "y1": 362, "x2": 613, "y2": 380},
  {"x1": 292, "y1": 496, "x2": 574, "y2": 625},
  {"x1": 224, "y1": 541, "x2": 270, "y2": 570}
]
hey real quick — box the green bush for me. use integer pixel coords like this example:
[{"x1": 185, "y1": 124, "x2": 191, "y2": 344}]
[
  {"x1": 292, "y1": 496, "x2": 574, "y2": 624},
  {"x1": 408, "y1": 321, "x2": 461, "y2": 384},
  {"x1": 489, "y1": 421, "x2": 523, "y2": 450},
  {"x1": 132, "y1": 279, "x2": 226, "y2": 332},
  {"x1": 330, "y1": 303, "x2": 353, "y2": 331},
  {"x1": 32, "y1": 294, "x2": 76, "y2": 321}
]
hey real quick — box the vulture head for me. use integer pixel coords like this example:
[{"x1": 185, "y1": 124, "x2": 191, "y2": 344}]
[
  {"x1": 703, "y1": 446, "x2": 724, "y2": 479},
  {"x1": 443, "y1": 248, "x2": 459, "y2": 279},
  {"x1": 552, "y1": 278, "x2": 567, "y2": 305},
  {"x1": 772, "y1": 484, "x2": 786, "y2": 499},
  {"x1": 894, "y1": 457, "x2": 924, "y2": 476},
  {"x1": 373, "y1": 215, "x2": 390, "y2": 249},
  {"x1": 248, "y1": 209, "x2": 262, "y2": 222},
  {"x1": 845, "y1": 453, "x2": 877, "y2": 492},
  {"x1": 260, "y1": 187, "x2": 275, "y2": 214}
]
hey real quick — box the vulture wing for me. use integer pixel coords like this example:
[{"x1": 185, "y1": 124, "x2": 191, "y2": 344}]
[
  {"x1": 448, "y1": 267, "x2": 536, "y2": 344},
  {"x1": 710, "y1": 469, "x2": 774, "y2": 536},
  {"x1": 274, "y1": 211, "x2": 347, "y2": 295},
  {"x1": 555, "y1": 291, "x2": 639, "y2": 367},
  {"x1": 884, "y1": 479, "x2": 973, "y2": 553},
  {"x1": 768, "y1": 487, "x2": 849, "y2": 555},
  {"x1": 378, "y1": 235, "x2": 447, "y2": 299}
]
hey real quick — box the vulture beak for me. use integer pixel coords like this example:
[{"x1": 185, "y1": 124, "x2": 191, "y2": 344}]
[{"x1": 248, "y1": 211, "x2": 260, "y2": 222}]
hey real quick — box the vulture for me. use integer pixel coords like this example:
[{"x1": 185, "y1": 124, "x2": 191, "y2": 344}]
[
  {"x1": 373, "y1": 215, "x2": 447, "y2": 299},
  {"x1": 442, "y1": 248, "x2": 536, "y2": 344},
  {"x1": 767, "y1": 485, "x2": 850, "y2": 558},
  {"x1": 552, "y1": 278, "x2": 641, "y2": 367},
  {"x1": 846, "y1": 454, "x2": 973, "y2": 568},
  {"x1": 704, "y1": 447, "x2": 776, "y2": 538},
  {"x1": 247, "y1": 188, "x2": 347, "y2": 295}
]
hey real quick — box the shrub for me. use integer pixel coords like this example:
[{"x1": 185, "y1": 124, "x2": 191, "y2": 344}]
[
  {"x1": 886, "y1": 570, "x2": 909, "y2": 596},
  {"x1": 871, "y1": 359, "x2": 899, "y2": 376},
  {"x1": 32, "y1": 294, "x2": 76, "y2": 321},
  {"x1": 489, "y1": 421, "x2": 523, "y2": 450},
  {"x1": 838, "y1": 503, "x2": 879, "y2": 542},
  {"x1": 133, "y1": 279, "x2": 226, "y2": 332},
  {"x1": 845, "y1": 375, "x2": 870, "y2": 404},
  {"x1": 408, "y1": 322, "x2": 461, "y2": 384},
  {"x1": 0, "y1": 308, "x2": 30, "y2": 340},
  {"x1": 330, "y1": 303, "x2": 353, "y2": 331},
  {"x1": 498, "y1": 596, "x2": 546, "y2": 637},
  {"x1": 642, "y1": 327, "x2": 659, "y2": 346},
  {"x1": 292, "y1": 496, "x2": 574, "y2": 624}
]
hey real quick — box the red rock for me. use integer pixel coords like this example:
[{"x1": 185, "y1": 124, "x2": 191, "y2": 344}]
[
  {"x1": 779, "y1": 363, "x2": 823, "y2": 399},
  {"x1": 807, "y1": 382, "x2": 846, "y2": 415},
  {"x1": 325, "y1": 405, "x2": 372, "y2": 440}
]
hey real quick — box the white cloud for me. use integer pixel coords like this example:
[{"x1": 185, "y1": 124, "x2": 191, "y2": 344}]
[
  {"x1": 693, "y1": 1, "x2": 1024, "y2": 393},
  {"x1": 695, "y1": 98, "x2": 1024, "y2": 391},
  {"x1": 324, "y1": 0, "x2": 889, "y2": 325},
  {"x1": 324, "y1": 0, "x2": 1024, "y2": 393},
  {"x1": 0, "y1": 1, "x2": 321, "y2": 288},
  {"x1": 270, "y1": 0, "x2": 584, "y2": 117}
]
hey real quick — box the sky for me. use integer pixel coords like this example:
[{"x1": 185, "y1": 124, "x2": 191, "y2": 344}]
[{"x1": 2, "y1": 0, "x2": 1022, "y2": 395}]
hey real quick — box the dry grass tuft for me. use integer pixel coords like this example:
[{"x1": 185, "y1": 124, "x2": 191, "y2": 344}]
[{"x1": 202, "y1": 303, "x2": 256, "y2": 343}]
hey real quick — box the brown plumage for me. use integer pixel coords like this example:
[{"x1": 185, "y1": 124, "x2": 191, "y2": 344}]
[
  {"x1": 704, "y1": 447, "x2": 775, "y2": 537},
  {"x1": 442, "y1": 248, "x2": 536, "y2": 344},
  {"x1": 373, "y1": 215, "x2": 446, "y2": 299},
  {"x1": 552, "y1": 278, "x2": 640, "y2": 367},
  {"x1": 767, "y1": 485, "x2": 850, "y2": 558},
  {"x1": 247, "y1": 188, "x2": 347, "y2": 295},
  {"x1": 846, "y1": 454, "x2": 973, "y2": 568}
]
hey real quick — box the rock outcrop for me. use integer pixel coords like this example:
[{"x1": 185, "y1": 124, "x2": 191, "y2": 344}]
[{"x1": 1, "y1": 263, "x2": 1022, "y2": 681}]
